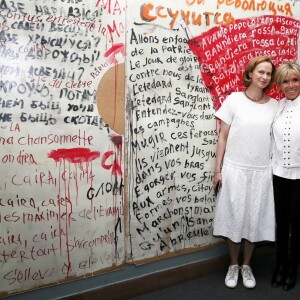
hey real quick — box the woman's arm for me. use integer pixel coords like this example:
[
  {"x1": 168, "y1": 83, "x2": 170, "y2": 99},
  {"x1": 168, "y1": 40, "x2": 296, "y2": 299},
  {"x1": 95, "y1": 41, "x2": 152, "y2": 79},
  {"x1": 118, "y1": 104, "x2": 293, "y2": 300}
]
[{"x1": 214, "y1": 120, "x2": 230, "y2": 193}]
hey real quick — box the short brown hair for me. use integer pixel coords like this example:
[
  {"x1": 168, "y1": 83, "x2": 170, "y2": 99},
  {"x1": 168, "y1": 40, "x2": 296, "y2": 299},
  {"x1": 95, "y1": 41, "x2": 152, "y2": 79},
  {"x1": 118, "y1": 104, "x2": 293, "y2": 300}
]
[{"x1": 242, "y1": 56, "x2": 276, "y2": 91}]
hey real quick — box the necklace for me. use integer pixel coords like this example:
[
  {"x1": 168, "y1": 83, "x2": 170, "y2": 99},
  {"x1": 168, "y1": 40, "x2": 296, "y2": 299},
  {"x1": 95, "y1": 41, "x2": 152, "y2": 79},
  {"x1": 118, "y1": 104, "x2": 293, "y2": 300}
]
[{"x1": 244, "y1": 91, "x2": 264, "y2": 102}]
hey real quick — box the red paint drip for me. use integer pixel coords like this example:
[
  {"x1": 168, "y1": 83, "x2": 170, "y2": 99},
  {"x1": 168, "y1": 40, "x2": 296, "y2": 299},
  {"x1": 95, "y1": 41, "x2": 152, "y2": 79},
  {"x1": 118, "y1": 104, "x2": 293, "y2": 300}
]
[
  {"x1": 74, "y1": 163, "x2": 79, "y2": 205},
  {"x1": 111, "y1": 134, "x2": 123, "y2": 151},
  {"x1": 48, "y1": 148, "x2": 100, "y2": 163},
  {"x1": 58, "y1": 160, "x2": 63, "y2": 255},
  {"x1": 112, "y1": 63, "x2": 118, "y2": 129},
  {"x1": 49, "y1": 148, "x2": 99, "y2": 278},
  {"x1": 65, "y1": 160, "x2": 72, "y2": 277}
]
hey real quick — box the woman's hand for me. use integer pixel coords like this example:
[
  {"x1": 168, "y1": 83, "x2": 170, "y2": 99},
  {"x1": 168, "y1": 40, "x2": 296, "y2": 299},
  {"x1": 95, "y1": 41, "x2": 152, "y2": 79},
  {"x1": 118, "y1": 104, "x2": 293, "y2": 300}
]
[
  {"x1": 213, "y1": 120, "x2": 229, "y2": 196},
  {"x1": 214, "y1": 172, "x2": 222, "y2": 195}
]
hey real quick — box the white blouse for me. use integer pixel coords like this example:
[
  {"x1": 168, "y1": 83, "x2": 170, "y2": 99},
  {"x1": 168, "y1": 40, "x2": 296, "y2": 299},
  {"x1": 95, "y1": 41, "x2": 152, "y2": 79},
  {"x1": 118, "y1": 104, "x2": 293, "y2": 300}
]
[
  {"x1": 272, "y1": 95, "x2": 300, "y2": 179},
  {"x1": 216, "y1": 92, "x2": 278, "y2": 169}
]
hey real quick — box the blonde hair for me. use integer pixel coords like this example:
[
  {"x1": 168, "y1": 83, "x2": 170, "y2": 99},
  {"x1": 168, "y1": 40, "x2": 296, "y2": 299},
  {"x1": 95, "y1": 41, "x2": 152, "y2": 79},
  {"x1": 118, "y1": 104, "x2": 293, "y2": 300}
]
[
  {"x1": 275, "y1": 61, "x2": 300, "y2": 86},
  {"x1": 242, "y1": 56, "x2": 276, "y2": 91}
]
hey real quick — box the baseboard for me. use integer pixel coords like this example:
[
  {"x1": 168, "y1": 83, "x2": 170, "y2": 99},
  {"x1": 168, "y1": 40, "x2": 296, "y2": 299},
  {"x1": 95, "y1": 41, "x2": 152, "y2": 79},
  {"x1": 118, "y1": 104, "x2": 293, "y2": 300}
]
[{"x1": 63, "y1": 242, "x2": 275, "y2": 300}]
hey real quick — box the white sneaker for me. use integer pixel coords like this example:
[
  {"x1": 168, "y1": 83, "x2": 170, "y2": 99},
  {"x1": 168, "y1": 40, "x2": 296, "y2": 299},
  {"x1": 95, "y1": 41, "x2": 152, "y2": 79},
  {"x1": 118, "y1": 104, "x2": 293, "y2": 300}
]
[
  {"x1": 241, "y1": 265, "x2": 256, "y2": 288},
  {"x1": 225, "y1": 265, "x2": 239, "y2": 288}
]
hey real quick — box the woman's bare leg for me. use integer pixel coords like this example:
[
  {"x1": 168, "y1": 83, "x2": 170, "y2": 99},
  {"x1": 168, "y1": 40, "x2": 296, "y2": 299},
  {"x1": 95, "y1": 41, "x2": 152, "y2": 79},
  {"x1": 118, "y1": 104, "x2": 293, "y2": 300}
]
[
  {"x1": 243, "y1": 240, "x2": 255, "y2": 266},
  {"x1": 227, "y1": 238, "x2": 241, "y2": 265}
]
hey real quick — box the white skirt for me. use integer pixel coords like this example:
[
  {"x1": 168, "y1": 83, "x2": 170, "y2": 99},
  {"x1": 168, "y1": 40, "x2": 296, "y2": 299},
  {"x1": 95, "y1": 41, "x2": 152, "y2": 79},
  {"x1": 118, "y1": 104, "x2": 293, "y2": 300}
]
[{"x1": 213, "y1": 161, "x2": 275, "y2": 243}]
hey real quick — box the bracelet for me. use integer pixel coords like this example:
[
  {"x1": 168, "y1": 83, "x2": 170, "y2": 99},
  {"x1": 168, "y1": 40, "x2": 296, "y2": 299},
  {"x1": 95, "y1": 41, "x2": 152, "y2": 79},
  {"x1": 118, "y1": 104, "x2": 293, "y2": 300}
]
[{"x1": 214, "y1": 171, "x2": 221, "y2": 174}]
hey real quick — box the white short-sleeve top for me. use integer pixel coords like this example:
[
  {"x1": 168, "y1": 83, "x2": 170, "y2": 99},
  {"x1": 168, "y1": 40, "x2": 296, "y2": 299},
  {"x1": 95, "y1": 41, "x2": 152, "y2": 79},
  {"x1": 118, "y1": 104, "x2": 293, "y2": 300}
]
[{"x1": 215, "y1": 92, "x2": 278, "y2": 168}]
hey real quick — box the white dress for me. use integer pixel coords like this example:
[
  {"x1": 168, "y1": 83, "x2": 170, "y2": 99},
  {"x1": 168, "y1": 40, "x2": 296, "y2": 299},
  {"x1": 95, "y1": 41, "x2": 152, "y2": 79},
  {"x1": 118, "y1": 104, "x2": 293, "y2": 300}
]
[{"x1": 213, "y1": 92, "x2": 278, "y2": 243}]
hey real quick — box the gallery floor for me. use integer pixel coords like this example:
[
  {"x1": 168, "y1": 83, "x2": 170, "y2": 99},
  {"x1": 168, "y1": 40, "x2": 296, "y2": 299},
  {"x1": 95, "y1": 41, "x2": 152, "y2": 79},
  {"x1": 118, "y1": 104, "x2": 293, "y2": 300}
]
[{"x1": 131, "y1": 246, "x2": 300, "y2": 300}]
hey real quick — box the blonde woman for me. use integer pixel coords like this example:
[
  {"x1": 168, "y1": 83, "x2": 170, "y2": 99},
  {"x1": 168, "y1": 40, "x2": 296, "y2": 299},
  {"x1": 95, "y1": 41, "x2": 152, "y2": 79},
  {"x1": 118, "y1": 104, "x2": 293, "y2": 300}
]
[{"x1": 271, "y1": 61, "x2": 300, "y2": 291}]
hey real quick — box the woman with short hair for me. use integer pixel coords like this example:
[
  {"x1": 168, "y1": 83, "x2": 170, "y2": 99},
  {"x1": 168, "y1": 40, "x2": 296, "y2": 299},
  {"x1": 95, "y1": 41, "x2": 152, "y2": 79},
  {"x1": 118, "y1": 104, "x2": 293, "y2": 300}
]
[{"x1": 271, "y1": 61, "x2": 300, "y2": 291}]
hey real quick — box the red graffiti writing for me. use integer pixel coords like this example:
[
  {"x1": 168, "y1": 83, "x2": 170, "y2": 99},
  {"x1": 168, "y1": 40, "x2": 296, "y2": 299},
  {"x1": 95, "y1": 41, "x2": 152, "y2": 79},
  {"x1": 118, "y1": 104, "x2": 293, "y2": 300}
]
[{"x1": 189, "y1": 15, "x2": 300, "y2": 109}]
